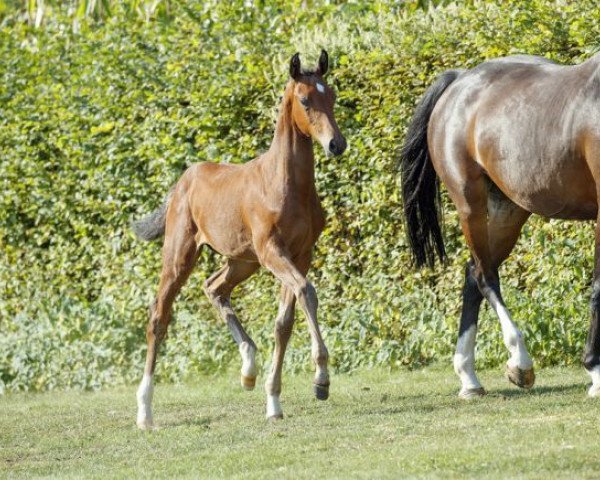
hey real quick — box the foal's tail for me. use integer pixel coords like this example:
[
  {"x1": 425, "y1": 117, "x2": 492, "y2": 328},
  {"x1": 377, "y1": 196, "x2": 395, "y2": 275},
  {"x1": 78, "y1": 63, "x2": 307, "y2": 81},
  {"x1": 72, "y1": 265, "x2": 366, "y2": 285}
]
[
  {"x1": 131, "y1": 188, "x2": 174, "y2": 241},
  {"x1": 400, "y1": 69, "x2": 461, "y2": 268}
]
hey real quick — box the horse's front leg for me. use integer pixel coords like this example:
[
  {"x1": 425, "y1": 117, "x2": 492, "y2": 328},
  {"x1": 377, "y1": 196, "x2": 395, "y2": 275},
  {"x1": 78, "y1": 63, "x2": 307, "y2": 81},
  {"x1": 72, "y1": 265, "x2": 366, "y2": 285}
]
[
  {"x1": 264, "y1": 287, "x2": 296, "y2": 419},
  {"x1": 260, "y1": 242, "x2": 330, "y2": 402}
]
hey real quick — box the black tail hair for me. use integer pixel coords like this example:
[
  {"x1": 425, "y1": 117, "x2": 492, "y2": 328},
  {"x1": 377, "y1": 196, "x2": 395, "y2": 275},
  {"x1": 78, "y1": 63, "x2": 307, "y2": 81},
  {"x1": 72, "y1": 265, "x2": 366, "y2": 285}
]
[
  {"x1": 400, "y1": 69, "x2": 461, "y2": 268},
  {"x1": 131, "y1": 188, "x2": 174, "y2": 241}
]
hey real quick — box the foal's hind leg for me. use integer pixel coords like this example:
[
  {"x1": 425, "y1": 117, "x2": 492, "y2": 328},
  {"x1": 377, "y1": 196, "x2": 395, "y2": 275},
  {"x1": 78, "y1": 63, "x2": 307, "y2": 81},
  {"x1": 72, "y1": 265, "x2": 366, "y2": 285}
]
[
  {"x1": 137, "y1": 210, "x2": 198, "y2": 429},
  {"x1": 203, "y1": 259, "x2": 260, "y2": 390},
  {"x1": 449, "y1": 172, "x2": 533, "y2": 396}
]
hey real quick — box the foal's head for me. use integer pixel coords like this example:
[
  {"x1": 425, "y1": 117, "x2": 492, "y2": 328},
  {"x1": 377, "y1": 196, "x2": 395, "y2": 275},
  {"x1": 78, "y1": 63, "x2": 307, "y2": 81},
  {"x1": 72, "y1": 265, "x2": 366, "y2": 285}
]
[{"x1": 288, "y1": 50, "x2": 347, "y2": 156}]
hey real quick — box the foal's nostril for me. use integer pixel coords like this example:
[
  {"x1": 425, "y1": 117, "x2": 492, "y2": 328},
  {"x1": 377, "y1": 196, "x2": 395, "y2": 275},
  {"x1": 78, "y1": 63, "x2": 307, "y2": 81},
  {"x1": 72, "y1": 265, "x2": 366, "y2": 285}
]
[
  {"x1": 328, "y1": 138, "x2": 347, "y2": 156},
  {"x1": 329, "y1": 138, "x2": 346, "y2": 156},
  {"x1": 329, "y1": 139, "x2": 338, "y2": 154}
]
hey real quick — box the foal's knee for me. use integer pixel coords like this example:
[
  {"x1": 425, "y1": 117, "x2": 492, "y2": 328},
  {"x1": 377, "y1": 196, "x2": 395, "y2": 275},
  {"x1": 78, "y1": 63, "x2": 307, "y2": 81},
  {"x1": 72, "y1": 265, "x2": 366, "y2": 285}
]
[
  {"x1": 146, "y1": 300, "x2": 170, "y2": 341},
  {"x1": 294, "y1": 281, "x2": 318, "y2": 308}
]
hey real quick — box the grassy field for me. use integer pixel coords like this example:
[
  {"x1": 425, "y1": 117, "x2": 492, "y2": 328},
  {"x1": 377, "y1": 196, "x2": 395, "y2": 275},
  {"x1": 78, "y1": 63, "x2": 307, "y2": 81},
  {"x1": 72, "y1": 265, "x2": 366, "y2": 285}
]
[{"x1": 1, "y1": 365, "x2": 599, "y2": 479}]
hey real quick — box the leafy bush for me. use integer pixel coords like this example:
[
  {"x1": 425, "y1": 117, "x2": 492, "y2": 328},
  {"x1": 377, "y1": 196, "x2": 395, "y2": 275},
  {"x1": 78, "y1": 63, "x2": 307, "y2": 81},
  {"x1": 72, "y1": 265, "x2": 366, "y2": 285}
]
[{"x1": 1, "y1": 0, "x2": 600, "y2": 392}]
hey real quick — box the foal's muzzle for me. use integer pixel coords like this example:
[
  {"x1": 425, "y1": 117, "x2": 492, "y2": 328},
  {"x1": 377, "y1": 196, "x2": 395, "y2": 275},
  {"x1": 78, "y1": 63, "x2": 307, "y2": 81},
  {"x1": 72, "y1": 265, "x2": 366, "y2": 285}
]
[{"x1": 328, "y1": 137, "x2": 347, "y2": 156}]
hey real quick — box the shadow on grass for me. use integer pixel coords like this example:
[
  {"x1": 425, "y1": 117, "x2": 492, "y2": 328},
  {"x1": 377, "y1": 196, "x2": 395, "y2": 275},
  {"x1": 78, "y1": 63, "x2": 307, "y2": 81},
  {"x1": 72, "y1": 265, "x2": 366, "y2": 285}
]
[
  {"x1": 351, "y1": 382, "x2": 588, "y2": 417},
  {"x1": 492, "y1": 382, "x2": 585, "y2": 398},
  {"x1": 162, "y1": 415, "x2": 223, "y2": 428}
]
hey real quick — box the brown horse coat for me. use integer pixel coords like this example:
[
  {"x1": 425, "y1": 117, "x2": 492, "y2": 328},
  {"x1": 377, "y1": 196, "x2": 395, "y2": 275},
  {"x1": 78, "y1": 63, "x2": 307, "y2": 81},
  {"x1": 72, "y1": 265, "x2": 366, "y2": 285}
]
[
  {"x1": 133, "y1": 51, "x2": 346, "y2": 429},
  {"x1": 402, "y1": 53, "x2": 600, "y2": 399}
]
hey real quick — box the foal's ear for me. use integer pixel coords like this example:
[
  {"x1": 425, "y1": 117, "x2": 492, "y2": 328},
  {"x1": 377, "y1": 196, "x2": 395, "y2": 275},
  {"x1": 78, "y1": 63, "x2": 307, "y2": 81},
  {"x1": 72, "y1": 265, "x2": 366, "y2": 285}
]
[
  {"x1": 317, "y1": 49, "x2": 328, "y2": 76},
  {"x1": 289, "y1": 52, "x2": 301, "y2": 80}
]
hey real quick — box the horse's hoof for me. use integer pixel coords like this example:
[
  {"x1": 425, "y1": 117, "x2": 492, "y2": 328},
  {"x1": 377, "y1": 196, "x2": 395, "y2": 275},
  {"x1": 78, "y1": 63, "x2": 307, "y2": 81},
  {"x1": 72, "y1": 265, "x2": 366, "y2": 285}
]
[
  {"x1": 506, "y1": 365, "x2": 535, "y2": 389},
  {"x1": 588, "y1": 384, "x2": 600, "y2": 397},
  {"x1": 136, "y1": 418, "x2": 154, "y2": 430},
  {"x1": 458, "y1": 387, "x2": 487, "y2": 400},
  {"x1": 267, "y1": 413, "x2": 284, "y2": 421},
  {"x1": 314, "y1": 383, "x2": 329, "y2": 400},
  {"x1": 241, "y1": 375, "x2": 256, "y2": 391}
]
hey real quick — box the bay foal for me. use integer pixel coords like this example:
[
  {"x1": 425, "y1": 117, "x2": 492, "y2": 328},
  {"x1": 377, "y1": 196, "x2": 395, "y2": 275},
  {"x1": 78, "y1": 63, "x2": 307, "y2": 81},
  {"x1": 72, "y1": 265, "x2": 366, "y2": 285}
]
[
  {"x1": 401, "y1": 54, "x2": 600, "y2": 398},
  {"x1": 133, "y1": 51, "x2": 346, "y2": 429}
]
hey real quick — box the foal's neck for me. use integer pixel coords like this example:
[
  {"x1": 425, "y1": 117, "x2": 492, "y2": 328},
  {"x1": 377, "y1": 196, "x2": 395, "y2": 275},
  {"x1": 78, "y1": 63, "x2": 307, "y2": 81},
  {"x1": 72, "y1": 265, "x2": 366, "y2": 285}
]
[{"x1": 267, "y1": 84, "x2": 316, "y2": 192}]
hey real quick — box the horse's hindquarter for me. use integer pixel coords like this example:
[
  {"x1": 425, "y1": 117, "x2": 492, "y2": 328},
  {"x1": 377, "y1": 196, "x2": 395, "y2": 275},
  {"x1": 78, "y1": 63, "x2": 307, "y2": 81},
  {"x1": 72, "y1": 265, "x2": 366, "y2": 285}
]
[{"x1": 432, "y1": 57, "x2": 600, "y2": 220}]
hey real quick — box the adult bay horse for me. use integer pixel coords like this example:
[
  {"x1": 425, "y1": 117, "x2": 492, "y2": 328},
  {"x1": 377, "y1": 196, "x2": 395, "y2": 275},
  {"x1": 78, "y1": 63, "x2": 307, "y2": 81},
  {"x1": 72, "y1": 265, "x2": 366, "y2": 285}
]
[
  {"x1": 132, "y1": 50, "x2": 346, "y2": 429},
  {"x1": 401, "y1": 53, "x2": 600, "y2": 398}
]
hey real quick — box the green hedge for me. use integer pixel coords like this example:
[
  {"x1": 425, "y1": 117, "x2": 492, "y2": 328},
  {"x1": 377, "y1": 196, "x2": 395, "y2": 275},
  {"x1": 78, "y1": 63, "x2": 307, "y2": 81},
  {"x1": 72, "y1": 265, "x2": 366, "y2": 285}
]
[{"x1": 1, "y1": 0, "x2": 599, "y2": 392}]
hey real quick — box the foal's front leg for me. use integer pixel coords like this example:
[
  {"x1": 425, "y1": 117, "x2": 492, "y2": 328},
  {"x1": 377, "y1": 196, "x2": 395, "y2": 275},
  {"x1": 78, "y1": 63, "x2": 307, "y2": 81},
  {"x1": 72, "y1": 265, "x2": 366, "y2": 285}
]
[
  {"x1": 260, "y1": 243, "x2": 330, "y2": 402},
  {"x1": 265, "y1": 287, "x2": 296, "y2": 419}
]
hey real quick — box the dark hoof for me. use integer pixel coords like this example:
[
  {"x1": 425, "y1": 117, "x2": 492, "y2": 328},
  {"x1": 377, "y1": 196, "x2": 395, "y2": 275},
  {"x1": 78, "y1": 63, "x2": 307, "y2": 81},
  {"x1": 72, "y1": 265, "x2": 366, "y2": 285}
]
[
  {"x1": 241, "y1": 375, "x2": 256, "y2": 391},
  {"x1": 458, "y1": 387, "x2": 487, "y2": 400},
  {"x1": 506, "y1": 365, "x2": 535, "y2": 389},
  {"x1": 267, "y1": 413, "x2": 284, "y2": 421},
  {"x1": 314, "y1": 383, "x2": 329, "y2": 400}
]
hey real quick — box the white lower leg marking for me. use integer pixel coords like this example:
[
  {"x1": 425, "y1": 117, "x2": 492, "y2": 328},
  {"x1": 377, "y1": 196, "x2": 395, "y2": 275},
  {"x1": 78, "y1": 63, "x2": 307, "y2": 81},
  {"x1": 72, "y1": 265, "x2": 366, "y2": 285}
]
[
  {"x1": 266, "y1": 394, "x2": 283, "y2": 418},
  {"x1": 588, "y1": 366, "x2": 600, "y2": 397},
  {"x1": 136, "y1": 374, "x2": 154, "y2": 429},
  {"x1": 489, "y1": 295, "x2": 533, "y2": 370},
  {"x1": 239, "y1": 342, "x2": 257, "y2": 378},
  {"x1": 454, "y1": 324, "x2": 482, "y2": 391}
]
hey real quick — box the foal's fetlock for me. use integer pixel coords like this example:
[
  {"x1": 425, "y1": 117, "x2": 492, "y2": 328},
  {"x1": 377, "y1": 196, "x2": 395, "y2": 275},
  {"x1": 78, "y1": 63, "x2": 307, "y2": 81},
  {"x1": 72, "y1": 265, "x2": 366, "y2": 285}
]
[
  {"x1": 266, "y1": 394, "x2": 284, "y2": 420},
  {"x1": 505, "y1": 364, "x2": 535, "y2": 389},
  {"x1": 239, "y1": 342, "x2": 257, "y2": 390}
]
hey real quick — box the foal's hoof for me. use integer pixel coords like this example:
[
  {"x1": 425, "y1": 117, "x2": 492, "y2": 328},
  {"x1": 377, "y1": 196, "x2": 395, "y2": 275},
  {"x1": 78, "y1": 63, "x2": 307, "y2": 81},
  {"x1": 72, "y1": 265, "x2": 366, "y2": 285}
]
[
  {"x1": 314, "y1": 383, "x2": 330, "y2": 400},
  {"x1": 267, "y1": 413, "x2": 284, "y2": 421},
  {"x1": 241, "y1": 375, "x2": 256, "y2": 391},
  {"x1": 458, "y1": 387, "x2": 487, "y2": 400},
  {"x1": 506, "y1": 365, "x2": 535, "y2": 389}
]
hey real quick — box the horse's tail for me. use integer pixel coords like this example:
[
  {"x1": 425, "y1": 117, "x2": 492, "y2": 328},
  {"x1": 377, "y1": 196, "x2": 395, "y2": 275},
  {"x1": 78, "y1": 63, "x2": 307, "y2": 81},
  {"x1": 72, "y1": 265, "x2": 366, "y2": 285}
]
[
  {"x1": 400, "y1": 69, "x2": 461, "y2": 268},
  {"x1": 131, "y1": 188, "x2": 174, "y2": 241}
]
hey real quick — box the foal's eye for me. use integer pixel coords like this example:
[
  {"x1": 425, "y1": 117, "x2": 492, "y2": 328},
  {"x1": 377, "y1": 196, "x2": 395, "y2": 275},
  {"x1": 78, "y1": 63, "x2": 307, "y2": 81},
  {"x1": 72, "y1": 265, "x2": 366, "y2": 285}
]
[{"x1": 300, "y1": 97, "x2": 309, "y2": 108}]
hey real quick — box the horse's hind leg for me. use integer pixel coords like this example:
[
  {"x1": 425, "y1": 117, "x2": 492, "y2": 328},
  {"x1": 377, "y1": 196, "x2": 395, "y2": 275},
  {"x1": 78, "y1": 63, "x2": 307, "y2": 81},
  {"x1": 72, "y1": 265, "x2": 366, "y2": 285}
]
[
  {"x1": 454, "y1": 258, "x2": 485, "y2": 398},
  {"x1": 137, "y1": 205, "x2": 198, "y2": 429},
  {"x1": 203, "y1": 259, "x2": 260, "y2": 390},
  {"x1": 449, "y1": 171, "x2": 533, "y2": 396},
  {"x1": 485, "y1": 185, "x2": 533, "y2": 388},
  {"x1": 584, "y1": 208, "x2": 600, "y2": 396}
]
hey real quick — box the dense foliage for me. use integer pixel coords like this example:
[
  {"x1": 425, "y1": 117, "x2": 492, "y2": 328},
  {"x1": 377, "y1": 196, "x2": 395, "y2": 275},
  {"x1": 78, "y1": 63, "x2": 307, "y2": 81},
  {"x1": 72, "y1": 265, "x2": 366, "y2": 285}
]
[{"x1": 2, "y1": 0, "x2": 600, "y2": 392}]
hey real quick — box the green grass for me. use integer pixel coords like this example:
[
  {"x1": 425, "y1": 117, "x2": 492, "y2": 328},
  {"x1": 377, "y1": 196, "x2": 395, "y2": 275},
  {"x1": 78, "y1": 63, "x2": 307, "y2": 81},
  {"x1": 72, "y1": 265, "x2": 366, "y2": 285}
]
[{"x1": 2, "y1": 366, "x2": 599, "y2": 479}]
